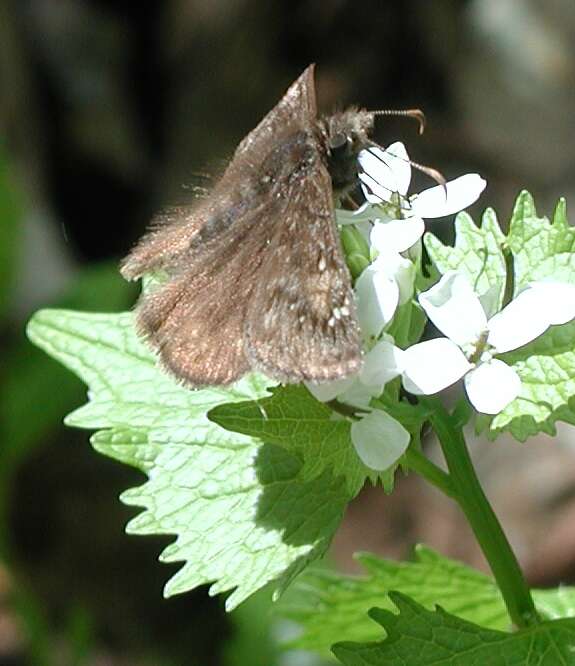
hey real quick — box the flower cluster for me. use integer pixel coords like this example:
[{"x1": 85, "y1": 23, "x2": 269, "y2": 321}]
[
  {"x1": 309, "y1": 142, "x2": 575, "y2": 472},
  {"x1": 399, "y1": 273, "x2": 575, "y2": 414},
  {"x1": 338, "y1": 143, "x2": 487, "y2": 342}
]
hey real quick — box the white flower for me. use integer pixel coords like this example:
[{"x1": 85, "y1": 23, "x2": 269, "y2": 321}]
[
  {"x1": 359, "y1": 336, "x2": 406, "y2": 390},
  {"x1": 349, "y1": 142, "x2": 486, "y2": 341},
  {"x1": 358, "y1": 142, "x2": 412, "y2": 205},
  {"x1": 305, "y1": 338, "x2": 401, "y2": 409},
  {"x1": 400, "y1": 272, "x2": 575, "y2": 414},
  {"x1": 358, "y1": 142, "x2": 487, "y2": 222},
  {"x1": 305, "y1": 338, "x2": 409, "y2": 470},
  {"x1": 350, "y1": 409, "x2": 410, "y2": 471},
  {"x1": 354, "y1": 251, "x2": 414, "y2": 340}
]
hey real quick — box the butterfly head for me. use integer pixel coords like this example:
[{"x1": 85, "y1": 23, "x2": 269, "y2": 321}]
[{"x1": 320, "y1": 108, "x2": 374, "y2": 196}]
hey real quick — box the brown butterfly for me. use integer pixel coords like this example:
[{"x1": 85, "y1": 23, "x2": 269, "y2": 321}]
[{"x1": 121, "y1": 64, "x2": 422, "y2": 387}]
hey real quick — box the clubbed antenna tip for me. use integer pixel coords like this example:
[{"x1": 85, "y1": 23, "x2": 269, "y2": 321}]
[{"x1": 371, "y1": 108, "x2": 426, "y2": 135}]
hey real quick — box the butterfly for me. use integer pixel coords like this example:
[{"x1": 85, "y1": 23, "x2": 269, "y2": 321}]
[{"x1": 121, "y1": 64, "x2": 421, "y2": 387}]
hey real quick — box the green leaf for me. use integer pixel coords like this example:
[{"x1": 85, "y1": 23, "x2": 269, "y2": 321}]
[
  {"x1": 507, "y1": 191, "x2": 575, "y2": 291},
  {"x1": 27, "y1": 309, "x2": 267, "y2": 431},
  {"x1": 96, "y1": 429, "x2": 349, "y2": 609},
  {"x1": 333, "y1": 593, "x2": 575, "y2": 665},
  {"x1": 27, "y1": 309, "x2": 352, "y2": 608},
  {"x1": 489, "y1": 321, "x2": 575, "y2": 440},
  {"x1": 281, "y1": 547, "x2": 575, "y2": 655},
  {"x1": 210, "y1": 384, "x2": 396, "y2": 497},
  {"x1": 486, "y1": 192, "x2": 575, "y2": 440},
  {"x1": 424, "y1": 191, "x2": 575, "y2": 441},
  {"x1": 535, "y1": 587, "x2": 575, "y2": 622},
  {"x1": 424, "y1": 208, "x2": 507, "y2": 310}
]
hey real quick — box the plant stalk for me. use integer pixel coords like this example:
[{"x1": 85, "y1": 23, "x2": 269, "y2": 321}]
[
  {"x1": 424, "y1": 398, "x2": 539, "y2": 629},
  {"x1": 403, "y1": 449, "x2": 455, "y2": 499}
]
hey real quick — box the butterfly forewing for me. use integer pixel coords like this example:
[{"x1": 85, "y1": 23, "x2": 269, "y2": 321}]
[
  {"x1": 121, "y1": 67, "x2": 317, "y2": 281},
  {"x1": 230, "y1": 65, "x2": 317, "y2": 172},
  {"x1": 120, "y1": 205, "x2": 207, "y2": 280},
  {"x1": 245, "y1": 151, "x2": 362, "y2": 382},
  {"x1": 122, "y1": 63, "x2": 364, "y2": 387}
]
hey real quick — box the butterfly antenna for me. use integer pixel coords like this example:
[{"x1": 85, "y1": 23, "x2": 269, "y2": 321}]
[
  {"x1": 371, "y1": 108, "x2": 426, "y2": 135},
  {"x1": 366, "y1": 140, "x2": 446, "y2": 190},
  {"x1": 343, "y1": 192, "x2": 360, "y2": 210},
  {"x1": 409, "y1": 159, "x2": 446, "y2": 188}
]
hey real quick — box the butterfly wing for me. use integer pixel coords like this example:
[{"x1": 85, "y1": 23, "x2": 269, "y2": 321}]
[
  {"x1": 135, "y1": 199, "x2": 281, "y2": 386},
  {"x1": 123, "y1": 64, "x2": 361, "y2": 386},
  {"x1": 244, "y1": 156, "x2": 362, "y2": 383},
  {"x1": 120, "y1": 65, "x2": 318, "y2": 281},
  {"x1": 128, "y1": 67, "x2": 326, "y2": 386},
  {"x1": 120, "y1": 205, "x2": 206, "y2": 280},
  {"x1": 230, "y1": 64, "x2": 317, "y2": 172}
]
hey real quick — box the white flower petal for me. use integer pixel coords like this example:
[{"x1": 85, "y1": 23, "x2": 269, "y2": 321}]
[
  {"x1": 360, "y1": 340, "x2": 406, "y2": 389},
  {"x1": 488, "y1": 282, "x2": 575, "y2": 353},
  {"x1": 487, "y1": 286, "x2": 552, "y2": 353},
  {"x1": 355, "y1": 267, "x2": 399, "y2": 338},
  {"x1": 394, "y1": 256, "x2": 416, "y2": 305},
  {"x1": 351, "y1": 409, "x2": 410, "y2": 471},
  {"x1": 358, "y1": 148, "x2": 389, "y2": 179},
  {"x1": 338, "y1": 381, "x2": 376, "y2": 409},
  {"x1": 524, "y1": 282, "x2": 575, "y2": 326},
  {"x1": 478, "y1": 283, "x2": 503, "y2": 320},
  {"x1": 402, "y1": 338, "x2": 472, "y2": 395},
  {"x1": 370, "y1": 217, "x2": 425, "y2": 255},
  {"x1": 385, "y1": 142, "x2": 412, "y2": 195},
  {"x1": 360, "y1": 171, "x2": 393, "y2": 204},
  {"x1": 464, "y1": 360, "x2": 521, "y2": 414},
  {"x1": 419, "y1": 272, "x2": 487, "y2": 346},
  {"x1": 410, "y1": 174, "x2": 486, "y2": 218},
  {"x1": 371, "y1": 252, "x2": 415, "y2": 305},
  {"x1": 358, "y1": 143, "x2": 411, "y2": 200},
  {"x1": 305, "y1": 376, "x2": 357, "y2": 403}
]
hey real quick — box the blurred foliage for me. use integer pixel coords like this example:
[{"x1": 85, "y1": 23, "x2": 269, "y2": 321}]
[
  {"x1": 0, "y1": 262, "x2": 136, "y2": 664},
  {"x1": 1, "y1": 263, "x2": 136, "y2": 474},
  {"x1": 222, "y1": 589, "x2": 278, "y2": 666},
  {"x1": 0, "y1": 145, "x2": 22, "y2": 323},
  {"x1": 1, "y1": 0, "x2": 575, "y2": 662}
]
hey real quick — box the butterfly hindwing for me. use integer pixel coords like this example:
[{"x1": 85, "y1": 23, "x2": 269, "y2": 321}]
[{"x1": 135, "y1": 204, "x2": 276, "y2": 386}]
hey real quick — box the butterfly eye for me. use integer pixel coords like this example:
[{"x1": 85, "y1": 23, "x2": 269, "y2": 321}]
[{"x1": 329, "y1": 132, "x2": 350, "y2": 153}]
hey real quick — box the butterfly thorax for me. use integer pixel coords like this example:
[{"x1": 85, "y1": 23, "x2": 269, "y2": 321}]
[{"x1": 317, "y1": 108, "x2": 374, "y2": 198}]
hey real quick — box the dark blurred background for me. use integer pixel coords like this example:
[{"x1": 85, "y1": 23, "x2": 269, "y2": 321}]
[{"x1": 1, "y1": 1, "x2": 575, "y2": 664}]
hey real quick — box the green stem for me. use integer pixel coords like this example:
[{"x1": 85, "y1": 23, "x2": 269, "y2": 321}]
[
  {"x1": 424, "y1": 397, "x2": 539, "y2": 629},
  {"x1": 502, "y1": 246, "x2": 515, "y2": 307},
  {"x1": 403, "y1": 449, "x2": 455, "y2": 499}
]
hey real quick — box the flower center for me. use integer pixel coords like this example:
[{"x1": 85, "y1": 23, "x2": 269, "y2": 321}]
[{"x1": 466, "y1": 329, "x2": 493, "y2": 365}]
